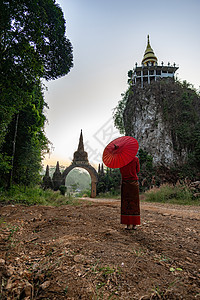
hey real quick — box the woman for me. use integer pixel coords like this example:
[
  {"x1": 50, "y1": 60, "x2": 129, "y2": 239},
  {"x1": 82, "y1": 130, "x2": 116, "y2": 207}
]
[{"x1": 120, "y1": 156, "x2": 140, "y2": 230}]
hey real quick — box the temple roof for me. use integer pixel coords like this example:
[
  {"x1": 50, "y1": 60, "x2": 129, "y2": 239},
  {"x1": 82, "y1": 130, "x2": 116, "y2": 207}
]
[{"x1": 142, "y1": 35, "x2": 157, "y2": 66}]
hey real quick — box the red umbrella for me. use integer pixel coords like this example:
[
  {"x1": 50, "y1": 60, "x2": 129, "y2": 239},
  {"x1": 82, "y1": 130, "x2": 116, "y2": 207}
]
[{"x1": 102, "y1": 136, "x2": 139, "y2": 169}]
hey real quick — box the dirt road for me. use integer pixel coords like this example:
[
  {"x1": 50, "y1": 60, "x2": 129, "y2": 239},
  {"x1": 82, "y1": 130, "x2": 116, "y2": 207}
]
[{"x1": 0, "y1": 199, "x2": 199, "y2": 299}]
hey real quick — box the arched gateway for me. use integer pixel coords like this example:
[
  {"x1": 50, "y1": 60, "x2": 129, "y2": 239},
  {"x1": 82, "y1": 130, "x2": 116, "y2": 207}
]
[
  {"x1": 62, "y1": 130, "x2": 98, "y2": 198},
  {"x1": 43, "y1": 130, "x2": 98, "y2": 197}
]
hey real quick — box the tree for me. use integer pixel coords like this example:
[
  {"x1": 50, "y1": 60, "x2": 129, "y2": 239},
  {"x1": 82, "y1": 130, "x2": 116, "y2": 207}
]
[
  {"x1": 0, "y1": 0, "x2": 73, "y2": 187},
  {"x1": 2, "y1": 81, "x2": 49, "y2": 186},
  {"x1": 97, "y1": 168, "x2": 121, "y2": 195},
  {"x1": 0, "y1": 0, "x2": 73, "y2": 144}
]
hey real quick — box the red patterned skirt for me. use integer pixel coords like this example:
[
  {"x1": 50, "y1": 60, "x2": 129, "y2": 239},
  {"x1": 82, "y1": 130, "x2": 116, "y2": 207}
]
[{"x1": 121, "y1": 180, "x2": 140, "y2": 225}]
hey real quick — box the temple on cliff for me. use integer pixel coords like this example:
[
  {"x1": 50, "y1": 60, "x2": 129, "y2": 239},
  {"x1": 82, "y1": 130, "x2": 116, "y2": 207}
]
[{"x1": 132, "y1": 35, "x2": 178, "y2": 87}]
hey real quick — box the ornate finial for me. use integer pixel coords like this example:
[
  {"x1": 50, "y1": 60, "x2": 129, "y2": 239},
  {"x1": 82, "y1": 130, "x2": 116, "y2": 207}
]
[{"x1": 147, "y1": 34, "x2": 150, "y2": 44}]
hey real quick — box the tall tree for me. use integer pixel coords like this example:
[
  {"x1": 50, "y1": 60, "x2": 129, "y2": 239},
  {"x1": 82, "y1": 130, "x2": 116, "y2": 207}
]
[
  {"x1": 0, "y1": 0, "x2": 73, "y2": 187},
  {"x1": 0, "y1": 0, "x2": 73, "y2": 144},
  {"x1": 2, "y1": 81, "x2": 49, "y2": 186}
]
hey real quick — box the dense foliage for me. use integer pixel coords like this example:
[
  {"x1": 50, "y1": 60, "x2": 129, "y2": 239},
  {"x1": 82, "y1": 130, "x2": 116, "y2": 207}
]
[
  {"x1": 0, "y1": 0, "x2": 73, "y2": 188},
  {"x1": 156, "y1": 80, "x2": 200, "y2": 165},
  {"x1": 97, "y1": 168, "x2": 121, "y2": 195},
  {"x1": 1, "y1": 82, "x2": 49, "y2": 186}
]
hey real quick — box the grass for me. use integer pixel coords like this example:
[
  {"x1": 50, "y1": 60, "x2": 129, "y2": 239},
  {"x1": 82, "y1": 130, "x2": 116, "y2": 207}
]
[
  {"x1": 96, "y1": 191, "x2": 120, "y2": 199},
  {"x1": 0, "y1": 185, "x2": 83, "y2": 206},
  {"x1": 143, "y1": 184, "x2": 200, "y2": 206},
  {"x1": 132, "y1": 248, "x2": 146, "y2": 257}
]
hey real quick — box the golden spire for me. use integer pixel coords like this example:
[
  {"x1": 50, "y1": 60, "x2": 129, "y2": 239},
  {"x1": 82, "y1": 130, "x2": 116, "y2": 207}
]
[{"x1": 142, "y1": 35, "x2": 157, "y2": 66}]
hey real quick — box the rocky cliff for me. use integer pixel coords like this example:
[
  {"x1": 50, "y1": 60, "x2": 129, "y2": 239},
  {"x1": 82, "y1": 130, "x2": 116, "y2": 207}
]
[{"x1": 122, "y1": 79, "x2": 200, "y2": 168}]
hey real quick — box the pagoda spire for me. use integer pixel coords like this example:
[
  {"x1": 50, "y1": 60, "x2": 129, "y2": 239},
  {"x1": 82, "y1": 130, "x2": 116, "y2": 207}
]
[
  {"x1": 98, "y1": 163, "x2": 101, "y2": 174},
  {"x1": 101, "y1": 163, "x2": 104, "y2": 175},
  {"x1": 73, "y1": 130, "x2": 89, "y2": 164},
  {"x1": 77, "y1": 129, "x2": 84, "y2": 152},
  {"x1": 55, "y1": 161, "x2": 61, "y2": 174},
  {"x1": 142, "y1": 35, "x2": 157, "y2": 66},
  {"x1": 132, "y1": 35, "x2": 178, "y2": 88},
  {"x1": 45, "y1": 165, "x2": 50, "y2": 177},
  {"x1": 42, "y1": 165, "x2": 53, "y2": 190},
  {"x1": 52, "y1": 161, "x2": 62, "y2": 190}
]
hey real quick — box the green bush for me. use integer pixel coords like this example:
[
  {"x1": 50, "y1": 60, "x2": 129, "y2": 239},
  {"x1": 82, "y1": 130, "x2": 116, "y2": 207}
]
[
  {"x1": 0, "y1": 185, "x2": 82, "y2": 206},
  {"x1": 144, "y1": 184, "x2": 200, "y2": 205},
  {"x1": 59, "y1": 185, "x2": 67, "y2": 195}
]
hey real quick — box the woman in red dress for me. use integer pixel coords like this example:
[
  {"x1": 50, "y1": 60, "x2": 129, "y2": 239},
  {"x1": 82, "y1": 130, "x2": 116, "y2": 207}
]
[{"x1": 120, "y1": 156, "x2": 140, "y2": 230}]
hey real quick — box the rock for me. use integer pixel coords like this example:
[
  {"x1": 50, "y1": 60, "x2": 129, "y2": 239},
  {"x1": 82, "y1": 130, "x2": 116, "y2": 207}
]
[
  {"x1": 40, "y1": 280, "x2": 51, "y2": 290},
  {"x1": 6, "y1": 265, "x2": 15, "y2": 276},
  {"x1": 186, "y1": 257, "x2": 193, "y2": 263},
  {"x1": 73, "y1": 254, "x2": 86, "y2": 263},
  {"x1": 23, "y1": 280, "x2": 32, "y2": 297},
  {"x1": 191, "y1": 181, "x2": 200, "y2": 186},
  {"x1": 5, "y1": 278, "x2": 13, "y2": 290},
  {"x1": 5, "y1": 276, "x2": 33, "y2": 299},
  {"x1": 0, "y1": 258, "x2": 5, "y2": 266},
  {"x1": 0, "y1": 259, "x2": 6, "y2": 276},
  {"x1": 193, "y1": 193, "x2": 200, "y2": 198}
]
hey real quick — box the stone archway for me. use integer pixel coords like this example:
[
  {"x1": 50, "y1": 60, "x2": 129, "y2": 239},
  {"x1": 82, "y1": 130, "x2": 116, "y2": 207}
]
[
  {"x1": 62, "y1": 163, "x2": 98, "y2": 198},
  {"x1": 62, "y1": 130, "x2": 98, "y2": 198},
  {"x1": 43, "y1": 130, "x2": 99, "y2": 197}
]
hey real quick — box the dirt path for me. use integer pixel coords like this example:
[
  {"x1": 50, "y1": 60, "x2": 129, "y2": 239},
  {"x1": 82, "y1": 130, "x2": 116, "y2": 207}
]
[
  {"x1": 81, "y1": 197, "x2": 200, "y2": 220},
  {"x1": 0, "y1": 199, "x2": 199, "y2": 299}
]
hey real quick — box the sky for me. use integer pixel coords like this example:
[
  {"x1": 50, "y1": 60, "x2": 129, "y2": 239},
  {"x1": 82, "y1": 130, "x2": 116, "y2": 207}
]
[{"x1": 43, "y1": 0, "x2": 200, "y2": 169}]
